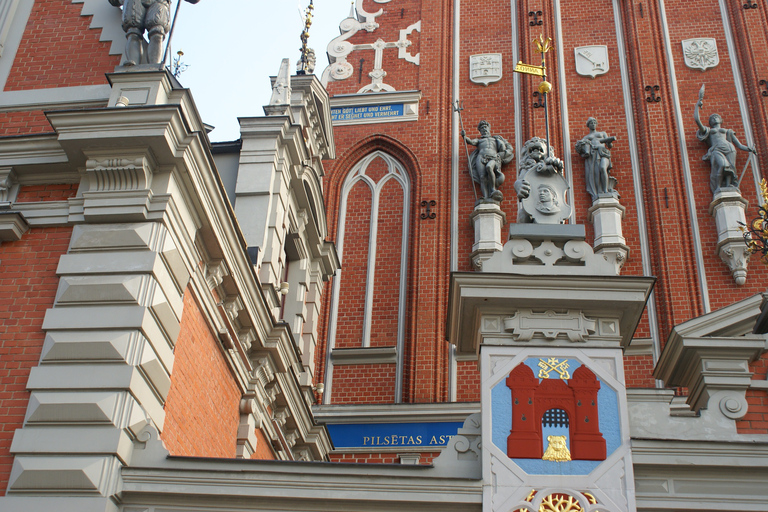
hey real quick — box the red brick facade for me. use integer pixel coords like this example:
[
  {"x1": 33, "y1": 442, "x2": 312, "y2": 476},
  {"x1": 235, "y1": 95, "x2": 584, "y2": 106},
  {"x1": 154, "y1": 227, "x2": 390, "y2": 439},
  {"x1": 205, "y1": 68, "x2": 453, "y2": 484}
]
[
  {"x1": 0, "y1": 226, "x2": 73, "y2": 494},
  {"x1": 316, "y1": 0, "x2": 768, "y2": 434},
  {"x1": 5, "y1": 0, "x2": 119, "y2": 91},
  {"x1": 162, "y1": 288, "x2": 242, "y2": 458}
]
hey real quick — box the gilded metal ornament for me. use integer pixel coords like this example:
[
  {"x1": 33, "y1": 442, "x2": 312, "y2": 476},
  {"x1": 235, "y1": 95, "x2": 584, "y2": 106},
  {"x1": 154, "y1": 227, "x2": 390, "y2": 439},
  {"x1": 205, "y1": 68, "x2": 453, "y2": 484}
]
[
  {"x1": 537, "y1": 357, "x2": 570, "y2": 379},
  {"x1": 741, "y1": 179, "x2": 768, "y2": 264},
  {"x1": 542, "y1": 435, "x2": 572, "y2": 462}
]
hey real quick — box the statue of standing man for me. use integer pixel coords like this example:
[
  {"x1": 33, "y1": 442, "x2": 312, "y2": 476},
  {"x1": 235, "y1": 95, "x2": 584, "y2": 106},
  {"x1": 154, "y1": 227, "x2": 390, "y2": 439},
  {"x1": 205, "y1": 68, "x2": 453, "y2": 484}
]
[
  {"x1": 575, "y1": 117, "x2": 617, "y2": 202},
  {"x1": 109, "y1": 0, "x2": 200, "y2": 66},
  {"x1": 461, "y1": 120, "x2": 514, "y2": 203},
  {"x1": 694, "y1": 85, "x2": 756, "y2": 194}
]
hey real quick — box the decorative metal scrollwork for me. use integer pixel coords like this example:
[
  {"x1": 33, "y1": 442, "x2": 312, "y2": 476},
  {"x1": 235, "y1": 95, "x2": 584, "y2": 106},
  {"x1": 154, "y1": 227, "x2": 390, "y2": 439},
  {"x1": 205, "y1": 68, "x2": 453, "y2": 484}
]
[
  {"x1": 645, "y1": 85, "x2": 661, "y2": 102},
  {"x1": 743, "y1": 2, "x2": 758, "y2": 9},
  {"x1": 759, "y1": 79, "x2": 768, "y2": 97},
  {"x1": 741, "y1": 179, "x2": 768, "y2": 264},
  {"x1": 533, "y1": 91, "x2": 546, "y2": 108},
  {"x1": 420, "y1": 200, "x2": 436, "y2": 219},
  {"x1": 529, "y1": 10, "x2": 543, "y2": 26}
]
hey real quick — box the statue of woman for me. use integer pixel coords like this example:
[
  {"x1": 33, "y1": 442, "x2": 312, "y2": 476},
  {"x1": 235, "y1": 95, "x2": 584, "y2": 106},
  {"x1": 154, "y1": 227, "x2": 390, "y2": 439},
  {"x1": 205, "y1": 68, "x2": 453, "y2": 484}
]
[
  {"x1": 575, "y1": 117, "x2": 616, "y2": 202},
  {"x1": 694, "y1": 89, "x2": 756, "y2": 193}
]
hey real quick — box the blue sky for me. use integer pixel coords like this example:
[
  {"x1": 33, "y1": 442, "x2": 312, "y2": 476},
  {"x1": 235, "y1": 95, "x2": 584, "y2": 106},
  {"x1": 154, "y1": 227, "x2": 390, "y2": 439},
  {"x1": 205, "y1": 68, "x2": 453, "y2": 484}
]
[{"x1": 171, "y1": 0, "x2": 353, "y2": 142}]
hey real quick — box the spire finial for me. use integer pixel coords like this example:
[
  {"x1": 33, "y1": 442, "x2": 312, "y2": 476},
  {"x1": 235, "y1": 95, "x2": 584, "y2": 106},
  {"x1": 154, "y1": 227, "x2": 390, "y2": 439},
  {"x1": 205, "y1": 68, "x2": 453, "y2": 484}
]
[{"x1": 297, "y1": 0, "x2": 315, "y2": 75}]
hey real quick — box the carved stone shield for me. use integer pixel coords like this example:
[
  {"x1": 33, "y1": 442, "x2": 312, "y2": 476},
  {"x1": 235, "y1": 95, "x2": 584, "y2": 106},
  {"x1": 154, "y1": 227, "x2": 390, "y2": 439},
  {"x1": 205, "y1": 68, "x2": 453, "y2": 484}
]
[
  {"x1": 469, "y1": 53, "x2": 502, "y2": 86},
  {"x1": 682, "y1": 38, "x2": 719, "y2": 71},
  {"x1": 574, "y1": 45, "x2": 609, "y2": 78},
  {"x1": 520, "y1": 170, "x2": 571, "y2": 224}
]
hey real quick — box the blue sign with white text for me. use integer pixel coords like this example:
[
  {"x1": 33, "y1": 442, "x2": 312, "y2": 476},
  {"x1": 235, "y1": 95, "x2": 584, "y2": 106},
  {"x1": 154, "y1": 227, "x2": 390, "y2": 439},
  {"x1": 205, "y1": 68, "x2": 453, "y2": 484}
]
[
  {"x1": 331, "y1": 104, "x2": 405, "y2": 122},
  {"x1": 326, "y1": 422, "x2": 463, "y2": 449}
]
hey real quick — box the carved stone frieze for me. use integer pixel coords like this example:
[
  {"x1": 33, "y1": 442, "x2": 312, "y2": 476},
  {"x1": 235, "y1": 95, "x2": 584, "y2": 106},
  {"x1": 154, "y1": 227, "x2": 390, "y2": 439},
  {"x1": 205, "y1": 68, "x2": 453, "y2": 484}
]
[
  {"x1": 503, "y1": 309, "x2": 598, "y2": 342},
  {"x1": 84, "y1": 153, "x2": 156, "y2": 192},
  {"x1": 204, "y1": 259, "x2": 229, "y2": 291},
  {"x1": 483, "y1": 237, "x2": 617, "y2": 276}
]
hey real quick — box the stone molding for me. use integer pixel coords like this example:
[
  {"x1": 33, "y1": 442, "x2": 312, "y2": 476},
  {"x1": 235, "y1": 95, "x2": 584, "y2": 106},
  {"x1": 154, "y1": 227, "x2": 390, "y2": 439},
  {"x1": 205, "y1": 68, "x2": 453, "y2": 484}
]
[
  {"x1": 654, "y1": 334, "x2": 765, "y2": 417},
  {"x1": 0, "y1": 209, "x2": 28, "y2": 241},
  {"x1": 481, "y1": 224, "x2": 619, "y2": 276},
  {"x1": 331, "y1": 346, "x2": 398, "y2": 365},
  {"x1": 447, "y1": 273, "x2": 654, "y2": 355},
  {"x1": 4, "y1": 71, "x2": 334, "y2": 508},
  {"x1": 633, "y1": 439, "x2": 768, "y2": 511},
  {"x1": 654, "y1": 293, "x2": 767, "y2": 418}
]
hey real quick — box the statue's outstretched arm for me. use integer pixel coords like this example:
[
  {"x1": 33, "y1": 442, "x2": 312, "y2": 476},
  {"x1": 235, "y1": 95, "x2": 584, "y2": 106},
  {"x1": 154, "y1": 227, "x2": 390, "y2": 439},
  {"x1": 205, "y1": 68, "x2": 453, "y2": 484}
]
[
  {"x1": 694, "y1": 99, "x2": 706, "y2": 133},
  {"x1": 731, "y1": 133, "x2": 757, "y2": 154}
]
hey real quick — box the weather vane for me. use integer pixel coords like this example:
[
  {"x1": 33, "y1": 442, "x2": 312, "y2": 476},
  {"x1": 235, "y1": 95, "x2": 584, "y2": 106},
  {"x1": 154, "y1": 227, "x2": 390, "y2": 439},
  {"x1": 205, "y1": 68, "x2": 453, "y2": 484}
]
[
  {"x1": 297, "y1": 0, "x2": 315, "y2": 75},
  {"x1": 514, "y1": 33, "x2": 555, "y2": 158}
]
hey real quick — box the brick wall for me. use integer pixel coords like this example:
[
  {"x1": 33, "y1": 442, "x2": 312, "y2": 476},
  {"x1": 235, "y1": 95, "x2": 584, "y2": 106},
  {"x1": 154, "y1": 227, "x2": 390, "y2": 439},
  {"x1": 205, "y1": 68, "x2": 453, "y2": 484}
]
[
  {"x1": 319, "y1": 0, "x2": 455, "y2": 405},
  {"x1": 15, "y1": 183, "x2": 79, "y2": 203},
  {"x1": 0, "y1": 111, "x2": 53, "y2": 136},
  {"x1": 737, "y1": 353, "x2": 768, "y2": 434},
  {"x1": 5, "y1": 0, "x2": 119, "y2": 91},
  {"x1": 251, "y1": 428, "x2": 276, "y2": 460},
  {"x1": 334, "y1": 179, "x2": 372, "y2": 349},
  {"x1": 331, "y1": 363, "x2": 397, "y2": 404},
  {"x1": 162, "y1": 288, "x2": 241, "y2": 458},
  {"x1": 317, "y1": 0, "x2": 768, "y2": 412},
  {"x1": 0, "y1": 226, "x2": 73, "y2": 494},
  {"x1": 329, "y1": 451, "x2": 440, "y2": 465}
]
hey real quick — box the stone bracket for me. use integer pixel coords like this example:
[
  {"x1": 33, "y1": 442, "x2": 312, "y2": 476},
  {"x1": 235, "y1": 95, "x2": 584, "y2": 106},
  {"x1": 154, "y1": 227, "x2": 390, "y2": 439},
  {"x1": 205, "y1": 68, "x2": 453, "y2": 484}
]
[
  {"x1": 709, "y1": 189, "x2": 749, "y2": 285},
  {"x1": 654, "y1": 335, "x2": 766, "y2": 418}
]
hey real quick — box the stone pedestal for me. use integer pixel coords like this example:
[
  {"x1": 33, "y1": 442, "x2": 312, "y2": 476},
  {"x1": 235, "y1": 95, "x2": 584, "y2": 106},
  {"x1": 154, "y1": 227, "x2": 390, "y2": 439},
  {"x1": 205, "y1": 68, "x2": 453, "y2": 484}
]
[
  {"x1": 588, "y1": 196, "x2": 629, "y2": 274},
  {"x1": 470, "y1": 202, "x2": 506, "y2": 269},
  {"x1": 447, "y1": 273, "x2": 653, "y2": 512},
  {"x1": 709, "y1": 188, "x2": 749, "y2": 286}
]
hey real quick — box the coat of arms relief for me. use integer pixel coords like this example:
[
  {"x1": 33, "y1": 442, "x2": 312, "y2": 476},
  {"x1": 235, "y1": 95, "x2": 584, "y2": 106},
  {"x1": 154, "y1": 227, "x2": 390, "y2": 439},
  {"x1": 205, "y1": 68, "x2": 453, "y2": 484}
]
[{"x1": 682, "y1": 38, "x2": 719, "y2": 71}]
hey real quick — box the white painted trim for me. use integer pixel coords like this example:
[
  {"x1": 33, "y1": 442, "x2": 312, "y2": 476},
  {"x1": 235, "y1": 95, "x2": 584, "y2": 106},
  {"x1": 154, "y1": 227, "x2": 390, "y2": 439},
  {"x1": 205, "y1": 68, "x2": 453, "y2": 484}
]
[
  {"x1": 0, "y1": 0, "x2": 32, "y2": 91},
  {"x1": 0, "y1": 0, "x2": 21, "y2": 59},
  {"x1": 612, "y1": 0, "x2": 662, "y2": 375},
  {"x1": 659, "y1": 0, "x2": 710, "y2": 313},
  {"x1": 330, "y1": 90, "x2": 422, "y2": 107},
  {"x1": 718, "y1": 0, "x2": 762, "y2": 204},
  {"x1": 0, "y1": 85, "x2": 111, "y2": 111},
  {"x1": 511, "y1": 1, "x2": 522, "y2": 177},
  {"x1": 552, "y1": 0, "x2": 575, "y2": 222},
  {"x1": 313, "y1": 401, "x2": 479, "y2": 423},
  {"x1": 449, "y1": 0, "x2": 461, "y2": 403}
]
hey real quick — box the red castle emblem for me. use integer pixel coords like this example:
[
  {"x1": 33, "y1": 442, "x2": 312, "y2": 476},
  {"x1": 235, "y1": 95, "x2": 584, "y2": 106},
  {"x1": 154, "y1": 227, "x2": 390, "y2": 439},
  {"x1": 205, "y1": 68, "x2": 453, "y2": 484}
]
[{"x1": 506, "y1": 362, "x2": 607, "y2": 461}]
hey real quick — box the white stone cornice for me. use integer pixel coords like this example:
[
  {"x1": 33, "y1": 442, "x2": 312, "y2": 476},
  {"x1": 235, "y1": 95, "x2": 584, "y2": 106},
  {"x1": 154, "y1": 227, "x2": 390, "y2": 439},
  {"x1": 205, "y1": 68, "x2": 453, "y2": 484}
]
[
  {"x1": 120, "y1": 460, "x2": 483, "y2": 511},
  {"x1": 653, "y1": 334, "x2": 765, "y2": 416},
  {"x1": 447, "y1": 273, "x2": 654, "y2": 355}
]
